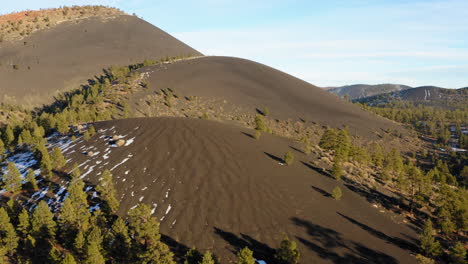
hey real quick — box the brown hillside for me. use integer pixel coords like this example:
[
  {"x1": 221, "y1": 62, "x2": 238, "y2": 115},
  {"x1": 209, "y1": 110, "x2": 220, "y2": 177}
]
[
  {"x1": 61, "y1": 117, "x2": 418, "y2": 263},
  {"x1": 141, "y1": 56, "x2": 406, "y2": 140},
  {"x1": 0, "y1": 13, "x2": 201, "y2": 106}
]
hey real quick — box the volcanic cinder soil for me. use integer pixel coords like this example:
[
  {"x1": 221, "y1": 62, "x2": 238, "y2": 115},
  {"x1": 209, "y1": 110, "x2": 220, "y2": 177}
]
[
  {"x1": 0, "y1": 15, "x2": 201, "y2": 106},
  {"x1": 140, "y1": 56, "x2": 407, "y2": 140},
  {"x1": 61, "y1": 117, "x2": 419, "y2": 263}
]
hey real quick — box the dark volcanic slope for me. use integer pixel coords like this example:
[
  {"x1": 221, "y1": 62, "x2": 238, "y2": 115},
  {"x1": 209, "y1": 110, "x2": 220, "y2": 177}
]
[
  {"x1": 64, "y1": 117, "x2": 417, "y2": 263},
  {"x1": 327, "y1": 84, "x2": 412, "y2": 100},
  {"x1": 143, "y1": 56, "x2": 404, "y2": 138},
  {"x1": 0, "y1": 15, "x2": 201, "y2": 106}
]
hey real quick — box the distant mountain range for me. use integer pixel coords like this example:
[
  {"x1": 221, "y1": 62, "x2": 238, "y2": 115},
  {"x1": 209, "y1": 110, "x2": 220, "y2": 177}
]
[
  {"x1": 355, "y1": 86, "x2": 468, "y2": 108},
  {"x1": 325, "y1": 84, "x2": 412, "y2": 100}
]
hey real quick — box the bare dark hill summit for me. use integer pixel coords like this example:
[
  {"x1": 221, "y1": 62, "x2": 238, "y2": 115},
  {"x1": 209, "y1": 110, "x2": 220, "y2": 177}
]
[
  {"x1": 61, "y1": 117, "x2": 418, "y2": 263},
  {"x1": 139, "y1": 56, "x2": 406, "y2": 140},
  {"x1": 0, "y1": 7, "x2": 201, "y2": 106}
]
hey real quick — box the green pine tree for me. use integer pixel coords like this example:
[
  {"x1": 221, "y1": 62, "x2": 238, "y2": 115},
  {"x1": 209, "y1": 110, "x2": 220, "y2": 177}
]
[
  {"x1": 60, "y1": 180, "x2": 90, "y2": 233},
  {"x1": 449, "y1": 241, "x2": 466, "y2": 264},
  {"x1": 51, "y1": 147, "x2": 66, "y2": 170},
  {"x1": 61, "y1": 252, "x2": 77, "y2": 264},
  {"x1": 199, "y1": 251, "x2": 215, "y2": 264},
  {"x1": 96, "y1": 170, "x2": 119, "y2": 213},
  {"x1": 283, "y1": 151, "x2": 294, "y2": 165},
  {"x1": 0, "y1": 208, "x2": 19, "y2": 256},
  {"x1": 31, "y1": 200, "x2": 57, "y2": 238},
  {"x1": 420, "y1": 219, "x2": 441, "y2": 258},
  {"x1": 3, "y1": 162, "x2": 22, "y2": 193},
  {"x1": 274, "y1": 237, "x2": 300, "y2": 264},
  {"x1": 84, "y1": 241, "x2": 105, "y2": 264},
  {"x1": 332, "y1": 159, "x2": 343, "y2": 180},
  {"x1": 319, "y1": 128, "x2": 338, "y2": 150},
  {"x1": 17, "y1": 208, "x2": 30, "y2": 237},
  {"x1": 26, "y1": 169, "x2": 38, "y2": 190},
  {"x1": 70, "y1": 163, "x2": 81, "y2": 180},
  {"x1": 184, "y1": 248, "x2": 203, "y2": 264},
  {"x1": 332, "y1": 186, "x2": 343, "y2": 200},
  {"x1": 235, "y1": 247, "x2": 255, "y2": 264}
]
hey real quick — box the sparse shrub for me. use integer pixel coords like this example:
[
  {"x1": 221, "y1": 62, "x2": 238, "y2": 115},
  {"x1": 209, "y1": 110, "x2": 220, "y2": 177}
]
[
  {"x1": 255, "y1": 114, "x2": 267, "y2": 132},
  {"x1": 263, "y1": 106, "x2": 269, "y2": 116},
  {"x1": 12, "y1": 64, "x2": 19, "y2": 70},
  {"x1": 283, "y1": 151, "x2": 294, "y2": 165},
  {"x1": 332, "y1": 186, "x2": 342, "y2": 200},
  {"x1": 274, "y1": 237, "x2": 300, "y2": 264},
  {"x1": 254, "y1": 130, "x2": 261, "y2": 140},
  {"x1": 332, "y1": 160, "x2": 343, "y2": 180},
  {"x1": 449, "y1": 241, "x2": 466, "y2": 264}
]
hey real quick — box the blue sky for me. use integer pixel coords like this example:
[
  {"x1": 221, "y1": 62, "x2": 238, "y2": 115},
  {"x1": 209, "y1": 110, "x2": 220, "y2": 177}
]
[{"x1": 2, "y1": 0, "x2": 467, "y2": 88}]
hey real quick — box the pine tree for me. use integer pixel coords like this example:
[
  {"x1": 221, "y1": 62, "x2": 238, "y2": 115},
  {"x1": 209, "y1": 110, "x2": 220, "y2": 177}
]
[
  {"x1": 60, "y1": 180, "x2": 90, "y2": 233},
  {"x1": 17, "y1": 208, "x2": 30, "y2": 237},
  {"x1": 40, "y1": 150, "x2": 53, "y2": 179},
  {"x1": 62, "y1": 253, "x2": 77, "y2": 264},
  {"x1": 420, "y1": 219, "x2": 441, "y2": 258},
  {"x1": 3, "y1": 125, "x2": 15, "y2": 149},
  {"x1": 283, "y1": 151, "x2": 294, "y2": 165},
  {"x1": 254, "y1": 115, "x2": 267, "y2": 132},
  {"x1": 110, "y1": 217, "x2": 131, "y2": 261},
  {"x1": 137, "y1": 240, "x2": 175, "y2": 264},
  {"x1": 31, "y1": 200, "x2": 57, "y2": 238},
  {"x1": 274, "y1": 237, "x2": 300, "y2": 264},
  {"x1": 51, "y1": 147, "x2": 66, "y2": 170},
  {"x1": 200, "y1": 251, "x2": 215, "y2": 264},
  {"x1": 3, "y1": 162, "x2": 22, "y2": 193},
  {"x1": 335, "y1": 129, "x2": 351, "y2": 160},
  {"x1": 74, "y1": 230, "x2": 85, "y2": 254},
  {"x1": 332, "y1": 159, "x2": 343, "y2": 180},
  {"x1": 332, "y1": 186, "x2": 342, "y2": 200},
  {"x1": 26, "y1": 169, "x2": 38, "y2": 190},
  {"x1": 96, "y1": 170, "x2": 119, "y2": 213},
  {"x1": 184, "y1": 248, "x2": 203, "y2": 264},
  {"x1": 437, "y1": 207, "x2": 456, "y2": 235},
  {"x1": 129, "y1": 204, "x2": 161, "y2": 247},
  {"x1": 84, "y1": 241, "x2": 105, "y2": 264},
  {"x1": 0, "y1": 139, "x2": 5, "y2": 161},
  {"x1": 0, "y1": 208, "x2": 19, "y2": 256},
  {"x1": 319, "y1": 128, "x2": 338, "y2": 150},
  {"x1": 70, "y1": 163, "x2": 81, "y2": 180},
  {"x1": 235, "y1": 247, "x2": 255, "y2": 264},
  {"x1": 449, "y1": 241, "x2": 466, "y2": 264}
]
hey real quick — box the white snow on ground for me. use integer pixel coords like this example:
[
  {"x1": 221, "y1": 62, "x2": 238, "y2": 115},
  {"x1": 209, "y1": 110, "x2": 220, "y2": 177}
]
[
  {"x1": 125, "y1": 170, "x2": 130, "y2": 175},
  {"x1": 89, "y1": 204, "x2": 100, "y2": 212},
  {"x1": 30, "y1": 187, "x2": 49, "y2": 201},
  {"x1": 124, "y1": 137, "x2": 135, "y2": 146},
  {"x1": 165, "y1": 205, "x2": 172, "y2": 215},
  {"x1": 131, "y1": 191, "x2": 134, "y2": 197},
  {"x1": 122, "y1": 178, "x2": 127, "y2": 182},
  {"x1": 110, "y1": 154, "x2": 133, "y2": 171},
  {"x1": 165, "y1": 189, "x2": 170, "y2": 198},
  {"x1": 256, "y1": 260, "x2": 267, "y2": 264},
  {"x1": 85, "y1": 186, "x2": 93, "y2": 192},
  {"x1": 139, "y1": 196, "x2": 144, "y2": 202},
  {"x1": 141, "y1": 187, "x2": 148, "y2": 191},
  {"x1": 130, "y1": 204, "x2": 138, "y2": 210},
  {"x1": 6, "y1": 151, "x2": 38, "y2": 177},
  {"x1": 80, "y1": 165, "x2": 97, "y2": 179},
  {"x1": 151, "y1": 203, "x2": 158, "y2": 214}
]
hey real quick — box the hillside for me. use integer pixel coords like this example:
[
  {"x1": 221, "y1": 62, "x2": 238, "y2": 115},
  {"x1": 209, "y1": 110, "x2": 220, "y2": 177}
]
[
  {"x1": 135, "y1": 56, "x2": 409, "y2": 141},
  {"x1": 356, "y1": 86, "x2": 468, "y2": 108},
  {"x1": 52, "y1": 117, "x2": 418, "y2": 263},
  {"x1": 0, "y1": 7, "x2": 201, "y2": 106},
  {"x1": 327, "y1": 84, "x2": 412, "y2": 100}
]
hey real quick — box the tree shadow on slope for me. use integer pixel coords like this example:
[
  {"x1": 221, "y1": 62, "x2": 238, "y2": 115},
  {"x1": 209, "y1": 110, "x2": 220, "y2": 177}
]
[
  {"x1": 311, "y1": 185, "x2": 332, "y2": 198},
  {"x1": 301, "y1": 161, "x2": 334, "y2": 179},
  {"x1": 337, "y1": 212, "x2": 418, "y2": 253},
  {"x1": 161, "y1": 234, "x2": 190, "y2": 261},
  {"x1": 292, "y1": 217, "x2": 400, "y2": 264},
  {"x1": 264, "y1": 152, "x2": 284, "y2": 163},
  {"x1": 214, "y1": 227, "x2": 275, "y2": 262},
  {"x1": 241, "y1": 132, "x2": 255, "y2": 139}
]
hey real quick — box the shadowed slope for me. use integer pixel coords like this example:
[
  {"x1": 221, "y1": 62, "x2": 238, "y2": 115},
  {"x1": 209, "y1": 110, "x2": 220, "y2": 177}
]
[
  {"x1": 142, "y1": 56, "x2": 405, "y2": 139},
  {"x1": 0, "y1": 15, "x2": 201, "y2": 106},
  {"x1": 63, "y1": 117, "x2": 417, "y2": 263},
  {"x1": 327, "y1": 84, "x2": 412, "y2": 100}
]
